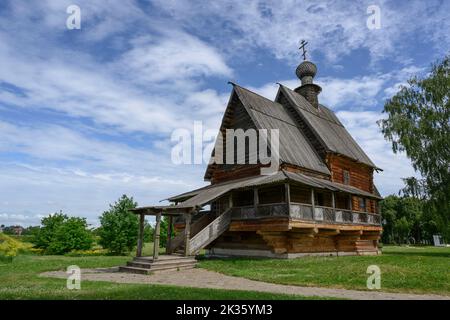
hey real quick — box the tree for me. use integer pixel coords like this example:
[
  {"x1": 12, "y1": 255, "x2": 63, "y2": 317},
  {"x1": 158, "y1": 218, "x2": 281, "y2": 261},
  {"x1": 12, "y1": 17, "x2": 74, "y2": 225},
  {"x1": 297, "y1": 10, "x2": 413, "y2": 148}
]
[
  {"x1": 33, "y1": 212, "x2": 67, "y2": 250},
  {"x1": 380, "y1": 195, "x2": 428, "y2": 244},
  {"x1": 48, "y1": 217, "x2": 93, "y2": 254},
  {"x1": 379, "y1": 55, "x2": 450, "y2": 238},
  {"x1": 33, "y1": 212, "x2": 93, "y2": 254},
  {"x1": 98, "y1": 195, "x2": 139, "y2": 255},
  {"x1": 158, "y1": 217, "x2": 169, "y2": 248},
  {"x1": 143, "y1": 222, "x2": 154, "y2": 242}
]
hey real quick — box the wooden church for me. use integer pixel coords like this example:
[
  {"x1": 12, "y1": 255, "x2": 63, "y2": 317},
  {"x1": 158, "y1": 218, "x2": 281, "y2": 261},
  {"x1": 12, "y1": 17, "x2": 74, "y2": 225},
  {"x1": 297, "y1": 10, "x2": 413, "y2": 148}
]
[{"x1": 121, "y1": 51, "x2": 383, "y2": 272}]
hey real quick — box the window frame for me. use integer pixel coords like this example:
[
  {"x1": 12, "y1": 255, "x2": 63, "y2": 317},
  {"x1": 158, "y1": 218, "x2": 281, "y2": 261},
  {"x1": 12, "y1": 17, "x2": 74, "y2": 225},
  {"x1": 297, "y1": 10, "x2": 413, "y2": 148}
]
[{"x1": 343, "y1": 169, "x2": 350, "y2": 185}]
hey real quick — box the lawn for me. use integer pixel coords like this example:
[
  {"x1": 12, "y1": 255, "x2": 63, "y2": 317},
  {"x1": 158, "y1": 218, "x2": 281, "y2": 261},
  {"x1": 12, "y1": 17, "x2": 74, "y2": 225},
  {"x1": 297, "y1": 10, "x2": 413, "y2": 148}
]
[
  {"x1": 1, "y1": 244, "x2": 448, "y2": 299},
  {"x1": 0, "y1": 251, "x2": 322, "y2": 300},
  {"x1": 198, "y1": 246, "x2": 450, "y2": 295}
]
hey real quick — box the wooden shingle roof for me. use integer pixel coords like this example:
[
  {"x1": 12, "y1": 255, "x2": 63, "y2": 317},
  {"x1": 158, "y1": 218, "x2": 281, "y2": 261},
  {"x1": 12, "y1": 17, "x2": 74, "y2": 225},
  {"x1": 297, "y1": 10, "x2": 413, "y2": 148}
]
[
  {"x1": 163, "y1": 170, "x2": 382, "y2": 211},
  {"x1": 278, "y1": 84, "x2": 378, "y2": 169},
  {"x1": 232, "y1": 84, "x2": 331, "y2": 175}
]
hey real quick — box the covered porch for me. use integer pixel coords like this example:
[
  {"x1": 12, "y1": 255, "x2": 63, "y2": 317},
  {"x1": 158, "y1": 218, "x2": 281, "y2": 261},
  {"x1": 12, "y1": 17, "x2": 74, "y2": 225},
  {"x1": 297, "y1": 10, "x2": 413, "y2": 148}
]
[
  {"x1": 130, "y1": 205, "x2": 200, "y2": 260},
  {"x1": 119, "y1": 170, "x2": 382, "y2": 268}
]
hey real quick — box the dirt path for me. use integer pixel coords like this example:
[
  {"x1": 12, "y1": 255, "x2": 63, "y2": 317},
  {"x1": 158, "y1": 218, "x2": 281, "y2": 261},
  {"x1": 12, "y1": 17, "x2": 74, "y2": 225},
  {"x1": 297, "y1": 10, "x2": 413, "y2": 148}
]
[{"x1": 41, "y1": 267, "x2": 449, "y2": 300}]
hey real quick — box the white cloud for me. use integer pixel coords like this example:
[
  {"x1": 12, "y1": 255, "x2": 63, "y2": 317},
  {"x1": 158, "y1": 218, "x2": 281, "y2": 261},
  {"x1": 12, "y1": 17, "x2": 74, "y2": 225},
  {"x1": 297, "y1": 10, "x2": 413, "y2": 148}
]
[
  {"x1": 318, "y1": 75, "x2": 388, "y2": 109},
  {"x1": 246, "y1": 77, "x2": 420, "y2": 197},
  {"x1": 336, "y1": 110, "x2": 418, "y2": 196},
  {"x1": 120, "y1": 31, "x2": 233, "y2": 85},
  {"x1": 149, "y1": 0, "x2": 450, "y2": 64},
  {"x1": 0, "y1": 0, "x2": 438, "y2": 227},
  {"x1": 0, "y1": 23, "x2": 234, "y2": 138},
  {"x1": 0, "y1": 121, "x2": 209, "y2": 227}
]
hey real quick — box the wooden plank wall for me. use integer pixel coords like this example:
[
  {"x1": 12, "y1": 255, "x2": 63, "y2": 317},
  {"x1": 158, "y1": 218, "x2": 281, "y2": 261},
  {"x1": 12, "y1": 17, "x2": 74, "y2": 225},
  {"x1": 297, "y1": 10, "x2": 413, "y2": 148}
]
[
  {"x1": 327, "y1": 154, "x2": 374, "y2": 192},
  {"x1": 327, "y1": 154, "x2": 376, "y2": 213}
]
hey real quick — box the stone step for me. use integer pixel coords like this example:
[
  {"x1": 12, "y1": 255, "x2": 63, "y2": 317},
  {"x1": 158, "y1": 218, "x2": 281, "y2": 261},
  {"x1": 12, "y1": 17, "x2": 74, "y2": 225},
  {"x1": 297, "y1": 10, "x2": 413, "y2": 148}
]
[
  {"x1": 119, "y1": 266, "x2": 151, "y2": 275},
  {"x1": 133, "y1": 255, "x2": 192, "y2": 263},
  {"x1": 119, "y1": 263, "x2": 196, "y2": 274},
  {"x1": 127, "y1": 259, "x2": 197, "y2": 269},
  {"x1": 150, "y1": 262, "x2": 197, "y2": 272}
]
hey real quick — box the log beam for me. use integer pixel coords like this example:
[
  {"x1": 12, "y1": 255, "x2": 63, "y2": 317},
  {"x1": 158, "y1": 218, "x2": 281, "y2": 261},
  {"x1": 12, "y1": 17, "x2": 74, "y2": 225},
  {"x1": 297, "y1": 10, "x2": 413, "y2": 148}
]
[
  {"x1": 136, "y1": 213, "x2": 145, "y2": 257},
  {"x1": 166, "y1": 215, "x2": 173, "y2": 254},
  {"x1": 184, "y1": 211, "x2": 192, "y2": 256},
  {"x1": 153, "y1": 212, "x2": 162, "y2": 260}
]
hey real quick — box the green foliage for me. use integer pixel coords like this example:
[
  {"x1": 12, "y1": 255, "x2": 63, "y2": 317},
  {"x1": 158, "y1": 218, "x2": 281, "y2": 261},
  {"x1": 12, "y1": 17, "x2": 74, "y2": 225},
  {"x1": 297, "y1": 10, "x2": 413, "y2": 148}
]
[
  {"x1": 22, "y1": 226, "x2": 40, "y2": 237},
  {"x1": 33, "y1": 212, "x2": 66, "y2": 250},
  {"x1": 379, "y1": 55, "x2": 450, "y2": 236},
  {"x1": 64, "y1": 248, "x2": 108, "y2": 257},
  {"x1": 143, "y1": 222, "x2": 154, "y2": 242},
  {"x1": 0, "y1": 233, "x2": 32, "y2": 261},
  {"x1": 33, "y1": 212, "x2": 94, "y2": 255},
  {"x1": 159, "y1": 217, "x2": 169, "y2": 248},
  {"x1": 143, "y1": 217, "x2": 169, "y2": 247},
  {"x1": 380, "y1": 195, "x2": 442, "y2": 244},
  {"x1": 98, "y1": 195, "x2": 139, "y2": 255}
]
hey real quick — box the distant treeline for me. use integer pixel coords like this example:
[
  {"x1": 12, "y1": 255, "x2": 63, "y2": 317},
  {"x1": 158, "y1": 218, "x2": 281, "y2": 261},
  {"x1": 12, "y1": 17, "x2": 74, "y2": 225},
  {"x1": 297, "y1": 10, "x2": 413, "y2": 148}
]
[{"x1": 380, "y1": 195, "x2": 449, "y2": 245}]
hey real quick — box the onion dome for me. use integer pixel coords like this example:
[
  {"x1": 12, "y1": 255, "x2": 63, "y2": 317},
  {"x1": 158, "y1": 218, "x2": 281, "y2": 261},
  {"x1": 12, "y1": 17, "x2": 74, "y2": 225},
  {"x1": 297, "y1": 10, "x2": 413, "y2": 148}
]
[{"x1": 295, "y1": 60, "x2": 317, "y2": 85}]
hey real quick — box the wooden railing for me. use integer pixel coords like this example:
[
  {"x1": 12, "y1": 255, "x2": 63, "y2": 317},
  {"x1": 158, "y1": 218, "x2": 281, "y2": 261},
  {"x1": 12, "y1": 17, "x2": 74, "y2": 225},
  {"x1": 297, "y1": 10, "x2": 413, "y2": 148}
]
[
  {"x1": 189, "y1": 208, "x2": 232, "y2": 254},
  {"x1": 231, "y1": 203, "x2": 289, "y2": 220},
  {"x1": 290, "y1": 203, "x2": 313, "y2": 220},
  {"x1": 232, "y1": 202, "x2": 381, "y2": 226},
  {"x1": 168, "y1": 213, "x2": 213, "y2": 253}
]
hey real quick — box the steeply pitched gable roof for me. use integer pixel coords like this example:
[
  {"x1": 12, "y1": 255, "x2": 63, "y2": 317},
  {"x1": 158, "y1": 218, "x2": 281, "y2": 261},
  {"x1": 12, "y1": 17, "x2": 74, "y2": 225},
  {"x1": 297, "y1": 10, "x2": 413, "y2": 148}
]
[
  {"x1": 278, "y1": 84, "x2": 378, "y2": 169},
  {"x1": 204, "y1": 84, "x2": 331, "y2": 180},
  {"x1": 233, "y1": 85, "x2": 330, "y2": 174}
]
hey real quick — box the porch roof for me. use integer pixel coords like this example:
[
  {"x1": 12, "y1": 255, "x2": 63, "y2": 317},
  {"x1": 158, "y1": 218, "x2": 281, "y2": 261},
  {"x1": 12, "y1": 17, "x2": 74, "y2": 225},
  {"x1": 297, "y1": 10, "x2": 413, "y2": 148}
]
[
  {"x1": 133, "y1": 171, "x2": 382, "y2": 215},
  {"x1": 283, "y1": 171, "x2": 383, "y2": 199}
]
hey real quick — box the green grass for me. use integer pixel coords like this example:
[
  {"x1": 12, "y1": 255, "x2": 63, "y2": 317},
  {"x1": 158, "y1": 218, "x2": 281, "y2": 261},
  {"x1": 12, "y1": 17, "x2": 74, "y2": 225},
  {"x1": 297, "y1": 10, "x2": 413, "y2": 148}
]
[
  {"x1": 0, "y1": 253, "x2": 324, "y2": 300},
  {"x1": 198, "y1": 246, "x2": 450, "y2": 295}
]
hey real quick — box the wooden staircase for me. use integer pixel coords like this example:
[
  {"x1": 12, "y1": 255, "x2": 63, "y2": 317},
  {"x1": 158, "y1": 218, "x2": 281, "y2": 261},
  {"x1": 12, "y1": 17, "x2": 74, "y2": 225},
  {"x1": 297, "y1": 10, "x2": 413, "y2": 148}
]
[
  {"x1": 188, "y1": 208, "x2": 232, "y2": 254},
  {"x1": 168, "y1": 208, "x2": 232, "y2": 255},
  {"x1": 119, "y1": 209, "x2": 232, "y2": 274},
  {"x1": 118, "y1": 254, "x2": 197, "y2": 274}
]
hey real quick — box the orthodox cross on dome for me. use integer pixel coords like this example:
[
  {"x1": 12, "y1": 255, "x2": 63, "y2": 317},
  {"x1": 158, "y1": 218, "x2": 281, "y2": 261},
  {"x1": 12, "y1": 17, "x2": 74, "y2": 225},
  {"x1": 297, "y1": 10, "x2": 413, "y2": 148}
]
[{"x1": 298, "y1": 40, "x2": 308, "y2": 61}]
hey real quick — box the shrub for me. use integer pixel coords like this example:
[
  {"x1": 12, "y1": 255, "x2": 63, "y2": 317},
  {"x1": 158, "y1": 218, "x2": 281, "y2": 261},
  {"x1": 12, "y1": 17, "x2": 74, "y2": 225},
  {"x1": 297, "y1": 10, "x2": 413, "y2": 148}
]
[
  {"x1": 33, "y1": 212, "x2": 94, "y2": 255},
  {"x1": 0, "y1": 233, "x2": 31, "y2": 261},
  {"x1": 65, "y1": 248, "x2": 108, "y2": 257},
  {"x1": 98, "y1": 195, "x2": 138, "y2": 255},
  {"x1": 33, "y1": 212, "x2": 66, "y2": 250}
]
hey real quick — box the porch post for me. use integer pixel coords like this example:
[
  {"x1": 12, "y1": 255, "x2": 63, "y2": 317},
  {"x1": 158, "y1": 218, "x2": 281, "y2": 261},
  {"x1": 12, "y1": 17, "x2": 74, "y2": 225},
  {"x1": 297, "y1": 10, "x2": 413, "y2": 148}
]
[
  {"x1": 153, "y1": 212, "x2": 162, "y2": 260},
  {"x1": 332, "y1": 192, "x2": 336, "y2": 210},
  {"x1": 284, "y1": 183, "x2": 291, "y2": 215},
  {"x1": 184, "y1": 211, "x2": 192, "y2": 256},
  {"x1": 166, "y1": 215, "x2": 173, "y2": 254},
  {"x1": 136, "y1": 212, "x2": 145, "y2": 257},
  {"x1": 253, "y1": 188, "x2": 259, "y2": 210},
  {"x1": 348, "y1": 194, "x2": 353, "y2": 223},
  {"x1": 311, "y1": 188, "x2": 316, "y2": 220},
  {"x1": 228, "y1": 193, "x2": 233, "y2": 209}
]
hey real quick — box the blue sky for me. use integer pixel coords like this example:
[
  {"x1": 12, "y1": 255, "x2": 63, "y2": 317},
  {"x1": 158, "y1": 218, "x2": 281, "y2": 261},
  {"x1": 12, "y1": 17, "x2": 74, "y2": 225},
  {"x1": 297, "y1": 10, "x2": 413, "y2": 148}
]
[{"x1": 0, "y1": 0, "x2": 449, "y2": 227}]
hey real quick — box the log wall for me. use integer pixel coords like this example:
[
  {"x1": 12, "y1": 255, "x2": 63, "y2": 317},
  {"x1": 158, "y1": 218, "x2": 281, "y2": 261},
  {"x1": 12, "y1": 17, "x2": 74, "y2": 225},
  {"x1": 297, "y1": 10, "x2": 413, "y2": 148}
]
[
  {"x1": 208, "y1": 218, "x2": 381, "y2": 257},
  {"x1": 327, "y1": 154, "x2": 377, "y2": 213}
]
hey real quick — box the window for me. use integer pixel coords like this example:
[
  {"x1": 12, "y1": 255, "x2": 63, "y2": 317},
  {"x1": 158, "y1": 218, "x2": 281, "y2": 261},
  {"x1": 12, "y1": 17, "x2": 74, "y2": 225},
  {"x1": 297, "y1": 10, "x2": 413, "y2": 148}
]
[
  {"x1": 343, "y1": 170, "x2": 350, "y2": 185},
  {"x1": 359, "y1": 197, "x2": 366, "y2": 211}
]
